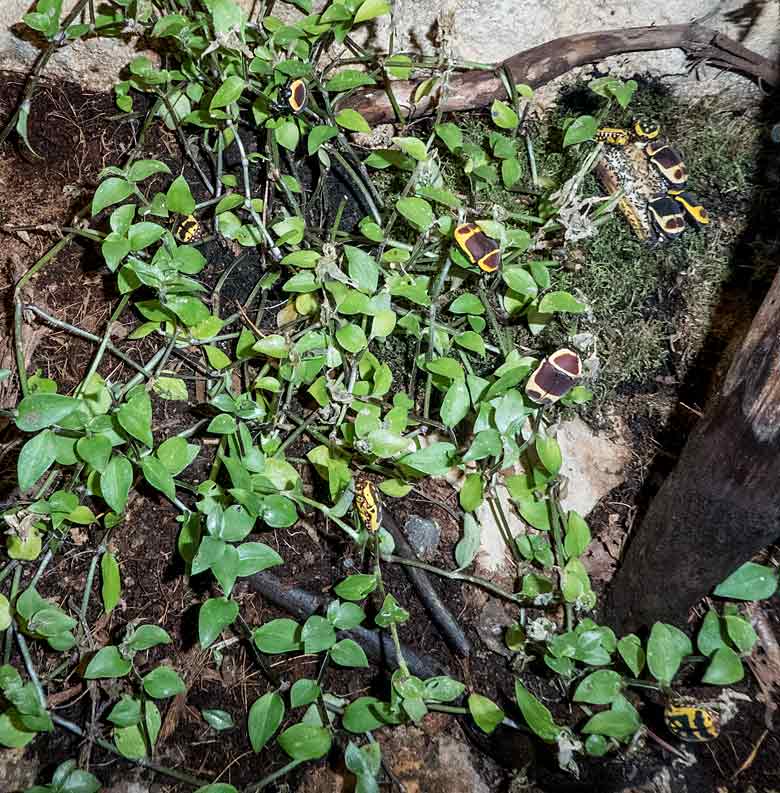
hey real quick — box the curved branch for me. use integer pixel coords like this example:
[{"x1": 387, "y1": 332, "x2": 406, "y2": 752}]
[{"x1": 340, "y1": 23, "x2": 779, "y2": 124}]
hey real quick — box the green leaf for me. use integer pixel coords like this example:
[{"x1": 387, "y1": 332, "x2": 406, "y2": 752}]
[
  {"x1": 101, "y1": 455, "x2": 133, "y2": 513},
  {"x1": 248, "y1": 691, "x2": 284, "y2": 752},
  {"x1": 0, "y1": 711, "x2": 35, "y2": 748},
  {"x1": 127, "y1": 625, "x2": 172, "y2": 652},
  {"x1": 199, "y1": 597, "x2": 239, "y2": 649},
  {"x1": 467, "y1": 693, "x2": 504, "y2": 734},
  {"x1": 573, "y1": 670, "x2": 623, "y2": 705},
  {"x1": 617, "y1": 634, "x2": 645, "y2": 676},
  {"x1": 563, "y1": 115, "x2": 597, "y2": 147},
  {"x1": 17, "y1": 430, "x2": 57, "y2": 492},
  {"x1": 334, "y1": 574, "x2": 377, "y2": 601},
  {"x1": 396, "y1": 197, "x2": 433, "y2": 231},
  {"x1": 76, "y1": 434, "x2": 112, "y2": 473},
  {"x1": 538, "y1": 291, "x2": 586, "y2": 314},
  {"x1": 108, "y1": 696, "x2": 142, "y2": 727},
  {"x1": 275, "y1": 120, "x2": 300, "y2": 151},
  {"x1": 345, "y1": 246, "x2": 379, "y2": 294},
  {"x1": 399, "y1": 442, "x2": 455, "y2": 476},
  {"x1": 463, "y1": 429, "x2": 501, "y2": 462},
  {"x1": 714, "y1": 562, "x2": 778, "y2": 600},
  {"x1": 302, "y1": 615, "x2": 337, "y2": 653},
  {"x1": 207, "y1": 414, "x2": 237, "y2": 434},
  {"x1": 290, "y1": 679, "x2": 321, "y2": 708},
  {"x1": 128, "y1": 222, "x2": 165, "y2": 251},
  {"x1": 353, "y1": 0, "x2": 390, "y2": 23},
  {"x1": 202, "y1": 709, "x2": 234, "y2": 731},
  {"x1": 0, "y1": 595, "x2": 11, "y2": 632},
  {"x1": 455, "y1": 514, "x2": 481, "y2": 570},
  {"x1": 331, "y1": 638, "x2": 369, "y2": 668},
  {"x1": 157, "y1": 436, "x2": 198, "y2": 476},
  {"x1": 325, "y1": 70, "x2": 376, "y2": 92},
  {"x1": 698, "y1": 610, "x2": 728, "y2": 656},
  {"x1": 535, "y1": 434, "x2": 562, "y2": 475},
  {"x1": 101, "y1": 552, "x2": 121, "y2": 614},
  {"x1": 327, "y1": 601, "x2": 366, "y2": 630},
  {"x1": 459, "y1": 474, "x2": 483, "y2": 512},
  {"x1": 646, "y1": 623, "x2": 687, "y2": 685},
  {"x1": 278, "y1": 723, "x2": 332, "y2": 760},
  {"x1": 724, "y1": 614, "x2": 757, "y2": 654},
  {"x1": 435, "y1": 122, "x2": 463, "y2": 153},
  {"x1": 93, "y1": 178, "x2": 134, "y2": 215},
  {"x1": 142, "y1": 666, "x2": 186, "y2": 698},
  {"x1": 336, "y1": 323, "x2": 368, "y2": 353},
  {"x1": 581, "y1": 696, "x2": 640, "y2": 739},
  {"x1": 167, "y1": 175, "x2": 196, "y2": 215},
  {"x1": 15, "y1": 393, "x2": 80, "y2": 431},
  {"x1": 254, "y1": 619, "x2": 303, "y2": 653},
  {"x1": 128, "y1": 159, "x2": 171, "y2": 182},
  {"x1": 260, "y1": 495, "x2": 297, "y2": 528},
  {"x1": 211, "y1": 76, "x2": 245, "y2": 110},
  {"x1": 84, "y1": 646, "x2": 132, "y2": 679},
  {"x1": 236, "y1": 542, "x2": 283, "y2": 576},
  {"x1": 490, "y1": 99, "x2": 519, "y2": 129},
  {"x1": 441, "y1": 380, "x2": 470, "y2": 428},
  {"x1": 307, "y1": 125, "x2": 339, "y2": 155},
  {"x1": 141, "y1": 456, "x2": 177, "y2": 501},
  {"x1": 502, "y1": 157, "x2": 522, "y2": 187},
  {"x1": 514, "y1": 681, "x2": 560, "y2": 742},
  {"x1": 335, "y1": 109, "x2": 370, "y2": 133},
  {"x1": 449, "y1": 294, "x2": 484, "y2": 314},
  {"x1": 118, "y1": 392, "x2": 153, "y2": 447},
  {"x1": 702, "y1": 646, "x2": 744, "y2": 684},
  {"x1": 564, "y1": 511, "x2": 591, "y2": 559},
  {"x1": 392, "y1": 136, "x2": 428, "y2": 161}
]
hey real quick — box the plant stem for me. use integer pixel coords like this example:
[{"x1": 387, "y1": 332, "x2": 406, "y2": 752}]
[
  {"x1": 76, "y1": 294, "x2": 130, "y2": 396},
  {"x1": 249, "y1": 759, "x2": 302, "y2": 792},
  {"x1": 12, "y1": 623, "x2": 46, "y2": 707},
  {"x1": 386, "y1": 555, "x2": 542, "y2": 607},
  {"x1": 296, "y1": 495, "x2": 360, "y2": 542},
  {"x1": 52, "y1": 715, "x2": 213, "y2": 787},
  {"x1": 4, "y1": 566, "x2": 22, "y2": 664}
]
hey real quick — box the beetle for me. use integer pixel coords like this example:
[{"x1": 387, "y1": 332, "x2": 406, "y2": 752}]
[
  {"x1": 354, "y1": 477, "x2": 382, "y2": 534},
  {"x1": 668, "y1": 189, "x2": 710, "y2": 228},
  {"x1": 647, "y1": 195, "x2": 687, "y2": 241},
  {"x1": 525, "y1": 348, "x2": 582, "y2": 405},
  {"x1": 278, "y1": 79, "x2": 307, "y2": 114},
  {"x1": 174, "y1": 214, "x2": 205, "y2": 244},
  {"x1": 643, "y1": 139, "x2": 688, "y2": 186},
  {"x1": 595, "y1": 127, "x2": 631, "y2": 146},
  {"x1": 633, "y1": 118, "x2": 662, "y2": 141},
  {"x1": 453, "y1": 223, "x2": 501, "y2": 273},
  {"x1": 664, "y1": 703, "x2": 720, "y2": 742}
]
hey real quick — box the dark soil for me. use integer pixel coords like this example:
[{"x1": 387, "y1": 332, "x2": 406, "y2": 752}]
[{"x1": 1, "y1": 74, "x2": 778, "y2": 793}]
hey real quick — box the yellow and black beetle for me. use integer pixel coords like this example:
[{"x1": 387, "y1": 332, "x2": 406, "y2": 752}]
[
  {"x1": 278, "y1": 79, "x2": 307, "y2": 115},
  {"x1": 643, "y1": 139, "x2": 688, "y2": 187},
  {"x1": 633, "y1": 118, "x2": 662, "y2": 141},
  {"x1": 668, "y1": 189, "x2": 710, "y2": 228},
  {"x1": 174, "y1": 214, "x2": 205, "y2": 244},
  {"x1": 453, "y1": 223, "x2": 501, "y2": 273},
  {"x1": 664, "y1": 702, "x2": 721, "y2": 743},
  {"x1": 525, "y1": 348, "x2": 582, "y2": 405},
  {"x1": 354, "y1": 477, "x2": 382, "y2": 534},
  {"x1": 647, "y1": 195, "x2": 687, "y2": 242},
  {"x1": 595, "y1": 127, "x2": 631, "y2": 146}
]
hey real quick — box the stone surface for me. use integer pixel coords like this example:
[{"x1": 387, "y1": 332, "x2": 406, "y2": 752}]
[
  {"x1": 0, "y1": 747, "x2": 39, "y2": 792},
  {"x1": 1, "y1": 0, "x2": 776, "y2": 99},
  {"x1": 404, "y1": 514, "x2": 441, "y2": 559}
]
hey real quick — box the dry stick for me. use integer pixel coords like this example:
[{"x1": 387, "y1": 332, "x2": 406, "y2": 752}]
[
  {"x1": 341, "y1": 23, "x2": 779, "y2": 124},
  {"x1": 23, "y1": 304, "x2": 149, "y2": 377},
  {"x1": 381, "y1": 511, "x2": 471, "y2": 657},
  {"x1": 0, "y1": 0, "x2": 91, "y2": 147}
]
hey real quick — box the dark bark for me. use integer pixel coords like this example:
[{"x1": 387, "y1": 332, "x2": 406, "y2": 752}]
[
  {"x1": 605, "y1": 270, "x2": 780, "y2": 633},
  {"x1": 340, "y1": 23, "x2": 779, "y2": 124}
]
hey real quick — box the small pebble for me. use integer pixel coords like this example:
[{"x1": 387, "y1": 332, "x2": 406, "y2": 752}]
[{"x1": 403, "y1": 515, "x2": 440, "y2": 559}]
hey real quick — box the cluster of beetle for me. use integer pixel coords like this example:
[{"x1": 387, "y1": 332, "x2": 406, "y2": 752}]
[{"x1": 596, "y1": 118, "x2": 711, "y2": 242}]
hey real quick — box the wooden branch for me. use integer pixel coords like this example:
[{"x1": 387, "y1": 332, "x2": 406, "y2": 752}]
[
  {"x1": 341, "y1": 23, "x2": 779, "y2": 124},
  {"x1": 604, "y1": 269, "x2": 780, "y2": 632}
]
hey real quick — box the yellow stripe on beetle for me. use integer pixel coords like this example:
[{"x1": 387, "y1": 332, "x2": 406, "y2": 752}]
[
  {"x1": 664, "y1": 704, "x2": 720, "y2": 742},
  {"x1": 355, "y1": 478, "x2": 382, "y2": 533},
  {"x1": 453, "y1": 223, "x2": 501, "y2": 273},
  {"x1": 595, "y1": 127, "x2": 631, "y2": 146}
]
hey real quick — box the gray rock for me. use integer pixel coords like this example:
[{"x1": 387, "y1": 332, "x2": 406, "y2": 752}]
[{"x1": 403, "y1": 514, "x2": 440, "y2": 559}]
